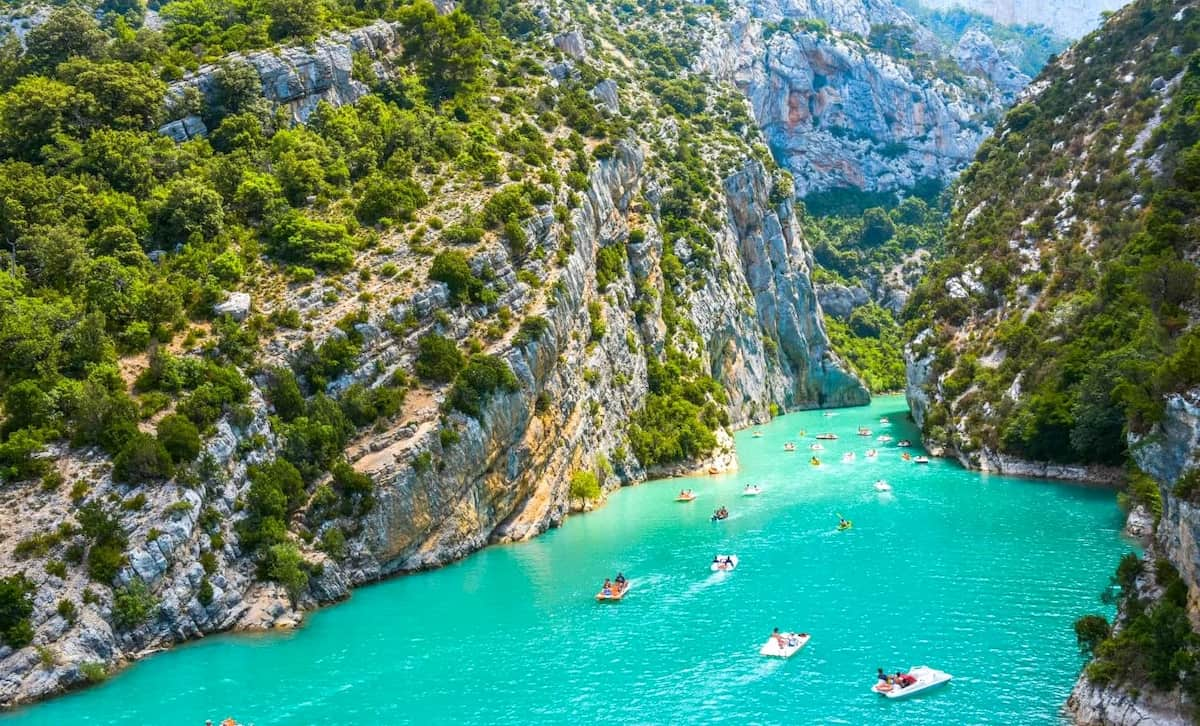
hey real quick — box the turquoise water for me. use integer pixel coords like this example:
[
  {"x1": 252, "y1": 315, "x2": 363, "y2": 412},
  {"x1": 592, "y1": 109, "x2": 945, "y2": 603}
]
[{"x1": 4, "y1": 396, "x2": 1130, "y2": 725}]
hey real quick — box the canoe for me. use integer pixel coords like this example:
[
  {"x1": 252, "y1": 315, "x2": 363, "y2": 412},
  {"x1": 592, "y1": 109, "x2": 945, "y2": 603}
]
[
  {"x1": 596, "y1": 582, "x2": 630, "y2": 602},
  {"x1": 711, "y1": 555, "x2": 739, "y2": 572},
  {"x1": 872, "y1": 666, "x2": 952, "y2": 699},
  {"x1": 760, "y1": 632, "x2": 810, "y2": 658}
]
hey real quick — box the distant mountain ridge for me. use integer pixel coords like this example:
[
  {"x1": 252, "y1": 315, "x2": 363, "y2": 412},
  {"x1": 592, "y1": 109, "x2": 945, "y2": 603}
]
[{"x1": 912, "y1": 0, "x2": 1130, "y2": 37}]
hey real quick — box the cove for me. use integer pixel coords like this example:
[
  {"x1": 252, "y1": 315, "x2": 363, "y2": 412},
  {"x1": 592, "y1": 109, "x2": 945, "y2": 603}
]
[{"x1": 2, "y1": 396, "x2": 1131, "y2": 725}]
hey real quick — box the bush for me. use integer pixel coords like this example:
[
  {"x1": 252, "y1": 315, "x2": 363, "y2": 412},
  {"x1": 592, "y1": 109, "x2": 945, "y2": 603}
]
[
  {"x1": 447, "y1": 355, "x2": 520, "y2": 417},
  {"x1": 1074, "y1": 615, "x2": 1111, "y2": 656},
  {"x1": 237, "y1": 458, "x2": 305, "y2": 552},
  {"x1": 0, "y1": 574, "x2": 35, "y2": 648},
  {"x1": 78, "y1": 503, "x2": 128, "y2": 583},
  {"x1": 265, "y1": 543, "x2": 309, "y2": 603},
  {"x1": 355, "y1": 174, "x2": 427, "y2": 226},
  {"x1": 113, "y1": 433, "x2": 174, "y2": 483},
  {"x1": 156, "y1": 414, "x2": 201, "y2": 464},
  {"x1": 80, "y1": 662, "x2": 107, "y2": 683},
  {"x1": 112, "y1": 580, "x2": 158, "y2": 630},
  {"x1": 569, "y1": 471, "x2": 600, "y2": 500},
  {"x1": 415, "y1": 333, "x2": 465, "y2": 383},
  {"x1": 429, "y1": 250, "x2": 489, "y2": 305},
  {"x1": 441, "y1": 224, "x2": 484, "y2": 246},
  {"x1": 513, "y1": 316, "x2": 550, "y2": 347},
  {"x1": 596, "y1": 245, "x2": 626, "y2": 291}
]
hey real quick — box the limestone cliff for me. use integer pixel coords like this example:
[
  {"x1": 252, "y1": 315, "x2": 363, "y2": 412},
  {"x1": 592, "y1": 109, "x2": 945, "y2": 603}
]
[{"x1": 913, "y1": 0, "x2": 1127, "y2": 38}]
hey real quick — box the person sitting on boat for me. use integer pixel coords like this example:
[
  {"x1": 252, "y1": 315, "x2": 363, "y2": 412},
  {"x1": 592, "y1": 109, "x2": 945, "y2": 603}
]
[
  {"x1": 615, "y1": 572, "x2": 627, "y2": 587},
  {"x1": 877, "y1": 668, "x2": 888, "y2": 682},
  {"x1": 723, "y1": 556, "x2": 733, "y2": 565},
  {"x1": 772, "y1": 627, "x2": 787, "y2": 648},
  {"x1": 896, "y1": 671, "x2": 916, "y2": 687},
  {"x1": 839, "y1": 517, "x2": 850, "y2": 528}
]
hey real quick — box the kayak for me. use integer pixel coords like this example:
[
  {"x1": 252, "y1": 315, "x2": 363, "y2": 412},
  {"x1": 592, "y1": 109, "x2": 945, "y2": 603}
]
[
  {"x1": 711, "y1": 555, "x2": 739, "y2": 572},
  {"x1": 872, "y1": 666, "x2": 952, "y2": 699},
  {"x1": 760, "y1": 632, "x2": 811, "y2": 658},
  {"x1": 596, "y1": 582, "x2": 630, "y2": 602}
]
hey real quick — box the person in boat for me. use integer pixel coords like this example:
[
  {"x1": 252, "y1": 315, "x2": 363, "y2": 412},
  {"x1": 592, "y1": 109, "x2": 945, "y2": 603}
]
[
  {"x1": 896, "y1": 671, "x2": 916, "y2": 687},
  {"x1": 877, "y1": 668, "x2": 888, "y2": 682},
  {"x1": 772, "y1": 627, "x2": 787, "y2": 648},
  {"x1": 724, "y1": 556, "x2": 733, "y2": 565},
  {"x1": 615, "y1": 572, "x2": 627, "y2": 587},
  {"x1": 839, "y1": 517, "x2": 850, "y2": 528}
]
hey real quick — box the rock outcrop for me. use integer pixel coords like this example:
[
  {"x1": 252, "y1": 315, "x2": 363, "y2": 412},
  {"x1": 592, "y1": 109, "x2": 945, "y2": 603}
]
[
  {"x1": 159, "y1": 21, "x2": 400, "y2": 141},
  {"x1": 700, "y1": 0, "x2": 1013, "y2": 198}
]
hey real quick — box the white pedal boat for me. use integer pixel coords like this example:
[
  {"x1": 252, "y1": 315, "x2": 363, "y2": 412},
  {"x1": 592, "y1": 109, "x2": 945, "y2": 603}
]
[
  {"x1": 874, "y1": 480, "x2": 892, "y2": 492},
  {"x1": 743, "y1": 485, "x2": 762, "y2": 496},
  {"x1": 760, "y1": 632, "x2": 810, "y2": 658},
  {"x1": 842, "y1": 453, "x2": 856, "y2": 463},
  {"x1": 711, "y1": 555, "x2": 739, "y2": 572},
  {"x1": 872, "y1": 666, "x2": 952, "y2": 699}
]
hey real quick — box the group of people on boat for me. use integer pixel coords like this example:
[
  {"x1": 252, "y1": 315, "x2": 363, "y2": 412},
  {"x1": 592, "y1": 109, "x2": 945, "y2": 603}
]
[
  {"x1": 876, "y1": 668, "x2": 917, "y2": 689},
  {"x1": 711, "y1": 506, "x2": 729, "y2": 521},
  {"x1": 712, "y1": 555, "x2": 735, "y2": 567},
  {"x1": 772, "y1": 627, "x2": 805, "y2": 648},
  {"x1": 599, "y1": 573, "x2": 628, "y2": 597}
]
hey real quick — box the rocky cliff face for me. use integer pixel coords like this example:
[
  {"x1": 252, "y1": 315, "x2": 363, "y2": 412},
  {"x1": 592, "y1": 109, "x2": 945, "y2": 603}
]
[
  {"x1": 913, "y1": 0, "x2": 1127, "y2": 38},
  {"x1": 699, "y1": 0, "x2": 1019, "y2": 198},
  {"x1": 159, "y1": 21, "x2": 400, "y2": 141}
]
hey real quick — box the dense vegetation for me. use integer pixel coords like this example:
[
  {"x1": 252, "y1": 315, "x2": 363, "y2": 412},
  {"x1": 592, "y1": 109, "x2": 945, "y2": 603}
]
[
  {"x1": 804, "y1": 194, "x2": 946, "y2": 392},
  {"x1": 907, "y1": 0, "x2": 1200, "y2": 465}
]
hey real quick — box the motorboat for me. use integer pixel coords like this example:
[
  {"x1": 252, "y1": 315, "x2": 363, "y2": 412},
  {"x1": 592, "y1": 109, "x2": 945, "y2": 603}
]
[
  {"x1": 675, "y1": 490, "x2": 697, "y2": 502},
  {"x1": 816, "y1": 433, "x2": 838, "y2": 440},
  {"x1": 711, "y1": 555, "x2": 739, "y2": 572},
  {"x1": 874, "y1": 480, "x2": 891, "y2": 492},
  {"x1": 865, "y1": 449, "x2": 878, "y2": 458},
  {"x1": 759, "y1": 632, "x2": 810, "y2": 658},
  {"x1": 783, "y1": 442, "x2": 796, "y2": 452},
  {"x1": 810, "y1": 443, "x2": 824, "y2": 451},
  {"x1": 914, "y1": 456, "x2": 930, "y2": 464},
  {"x1": 743, "y1": 485, "x2": 762, "y2": 496},
  {"x1": 596, "y1": 580, "x2": 630, "y2": 602},
  {"x1": 872, "y1": 666, "x2": 952, "y2": 699},
  {"x1": 898, "y1": 440, "x2": 912, "y2": 448},
  {"x1": 842, "y1": 452, "x2": 855, "y2": 463}
]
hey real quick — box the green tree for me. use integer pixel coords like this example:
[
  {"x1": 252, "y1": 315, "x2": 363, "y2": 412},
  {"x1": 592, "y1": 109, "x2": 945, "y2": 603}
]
[
  {"x1": 0, "y1": 573, "x2": 35, "y2": 648},
  {"x1": 397, "y1": 3, "x2": 485, "y2": 101},
  {"x1": 22, "y1": 8, "x2": 107, "y2": 75},
  {"x1": 415, "y1": 333, "x2": 465, "y2": 383},
  {"x1": 265, "y1": 542, "x2": 309, "y2": 603},
  {"x1": 113, "y1": 432, "x2": 174, "y2": 483},
  {"x1": 156, "y1": 414, "x2": 201, "y2": 464},
  {"x1": 266, "y1": 0, "x2": 322, "y2": 41}
]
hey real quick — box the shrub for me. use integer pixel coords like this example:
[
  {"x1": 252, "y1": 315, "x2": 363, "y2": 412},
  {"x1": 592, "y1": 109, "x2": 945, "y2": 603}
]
[
  {"x1": 112, "y1": 580, "x2": 158, "y2": 630},
  {"x1": 265, "y1": 543, "x2": 309, "y2": 603},
  {"x1": 78, "y1": 503, "x2": 128, "y2": 583},
  {"x1": 447, "y1": 355, "x2": 520, "y2": 417},
  {"x1": 595, "y1": 245, "x2": 626, "y2": 291},
  {"x1": 415, "y1": 333, "x2": 465, "y2": 383},
  {"x1": 113, "y1": 433, "x2": 174, "y2": 483},
  {"x1": 0, "y1": 574, "x2": 35, "y2": 648},
  {"x1": 197, "y1": 577, "x2": 214, "y2": 606},
  {"x1": 441, "y1": 224, "x2": 484, "y2": 246},
  {"x1": 569, "y1": 471, "x2": 600, "y2": 500},
  {"x1": 429, "y1": 250, "x2": 488, "y2": 305},
  {"x1": 237, "y1": 458, "x2": 305, "y2": 552},
  {"x1": 80, "y1": 662, "x2": 107, "y2": 683},
  {"x1": 156, "y1": 414, "x2": 201, "y2": 464},
  {"x1": 355, "y1": 174, "x2": 427, "y2": 226},
  {"x1": 56, "y1": 599, "x2": 77, "y2": 623},
  {"x1": 1074, "y1": 615, "x2": 1110, "y2": 656}
]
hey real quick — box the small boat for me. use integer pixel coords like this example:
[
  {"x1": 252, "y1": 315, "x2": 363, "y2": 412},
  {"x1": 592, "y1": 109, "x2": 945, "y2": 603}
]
[
  {"x1": 810, "y1": 443, "x2": 824, "y2": 451},
  {"x1": 838, "y1": 520, "x2": 853, "y2": 531},
  {"x1": 596, "y1": 580, "x2": 630, "y2": 602},
  {"x1": 711, "y1": 507, "x2": 729, "y2": 522},
  {"x1": 901, "y1": 452, "x2": 912, "y2": 462},
  {"x1": 759, "y1": 632, "x2": 811, "y2": 658},
  {"x1": 857, "y1": 427, "x2": 872, "y2": 437},
  {"x1": 872, "y1": 666, "x2": 953, "y2": 699},
  {"x1": 810, "y1": 457, "x2": 821, "y2": 466},
  {"x1": 842, "y1": 452, "x2": 855, "y2": 463},
  {"x1": 743, "y1": 485, "x2": 762, "y2": 497},
  {"x1": 783, "y1": 442, "x2": 796, "y2": 452},
  {"x1": 816, "y1": 433, "x2": 837, "y2": 440},
  {"x1": 865, "y1": 449, "x2": 878, "y2": 458},
  {"x1": 711, "y1": 554, "x2": 739, "y2": 572},
  {"x1": 914, "y1": 456, "x2": 930, "y2": 464},
  {"x1": 879, "y1": 417, "x2": 890, "y2": 425},
  {"x1": 752, "y1": 431, "x2": 763, "y2": 438},
  {"x1": 823, "y1": 411, "x2": 835, "y2": 417},
  {"x1": 897, "y1": 440, "x2": 912, "y2": 448},
  {"x1": 676, "y1": 490, "x2": 697, "y2": 502},
  {"x1": 877, "y1": 434, "x2": 893, "y2": 443},
  {"x1": 874, "y1": 480, "x2": 891, "y2": 492}
]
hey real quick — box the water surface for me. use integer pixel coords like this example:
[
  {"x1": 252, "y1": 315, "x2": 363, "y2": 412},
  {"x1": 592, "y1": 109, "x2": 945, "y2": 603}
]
[{"x1": 4, "y1": 396, "x2": 1130, "y2": 725}]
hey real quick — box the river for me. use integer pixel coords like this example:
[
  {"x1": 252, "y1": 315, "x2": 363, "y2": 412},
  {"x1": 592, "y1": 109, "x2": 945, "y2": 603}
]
[{"x1": 2, "y1": 396, "x2": 1131, "y2": 725}]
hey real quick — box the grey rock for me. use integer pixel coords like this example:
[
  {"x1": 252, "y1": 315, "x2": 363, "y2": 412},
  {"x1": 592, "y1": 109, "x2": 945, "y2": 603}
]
[{"x1": 213, "y1": 292, "x2": 252, "y2": 321}]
